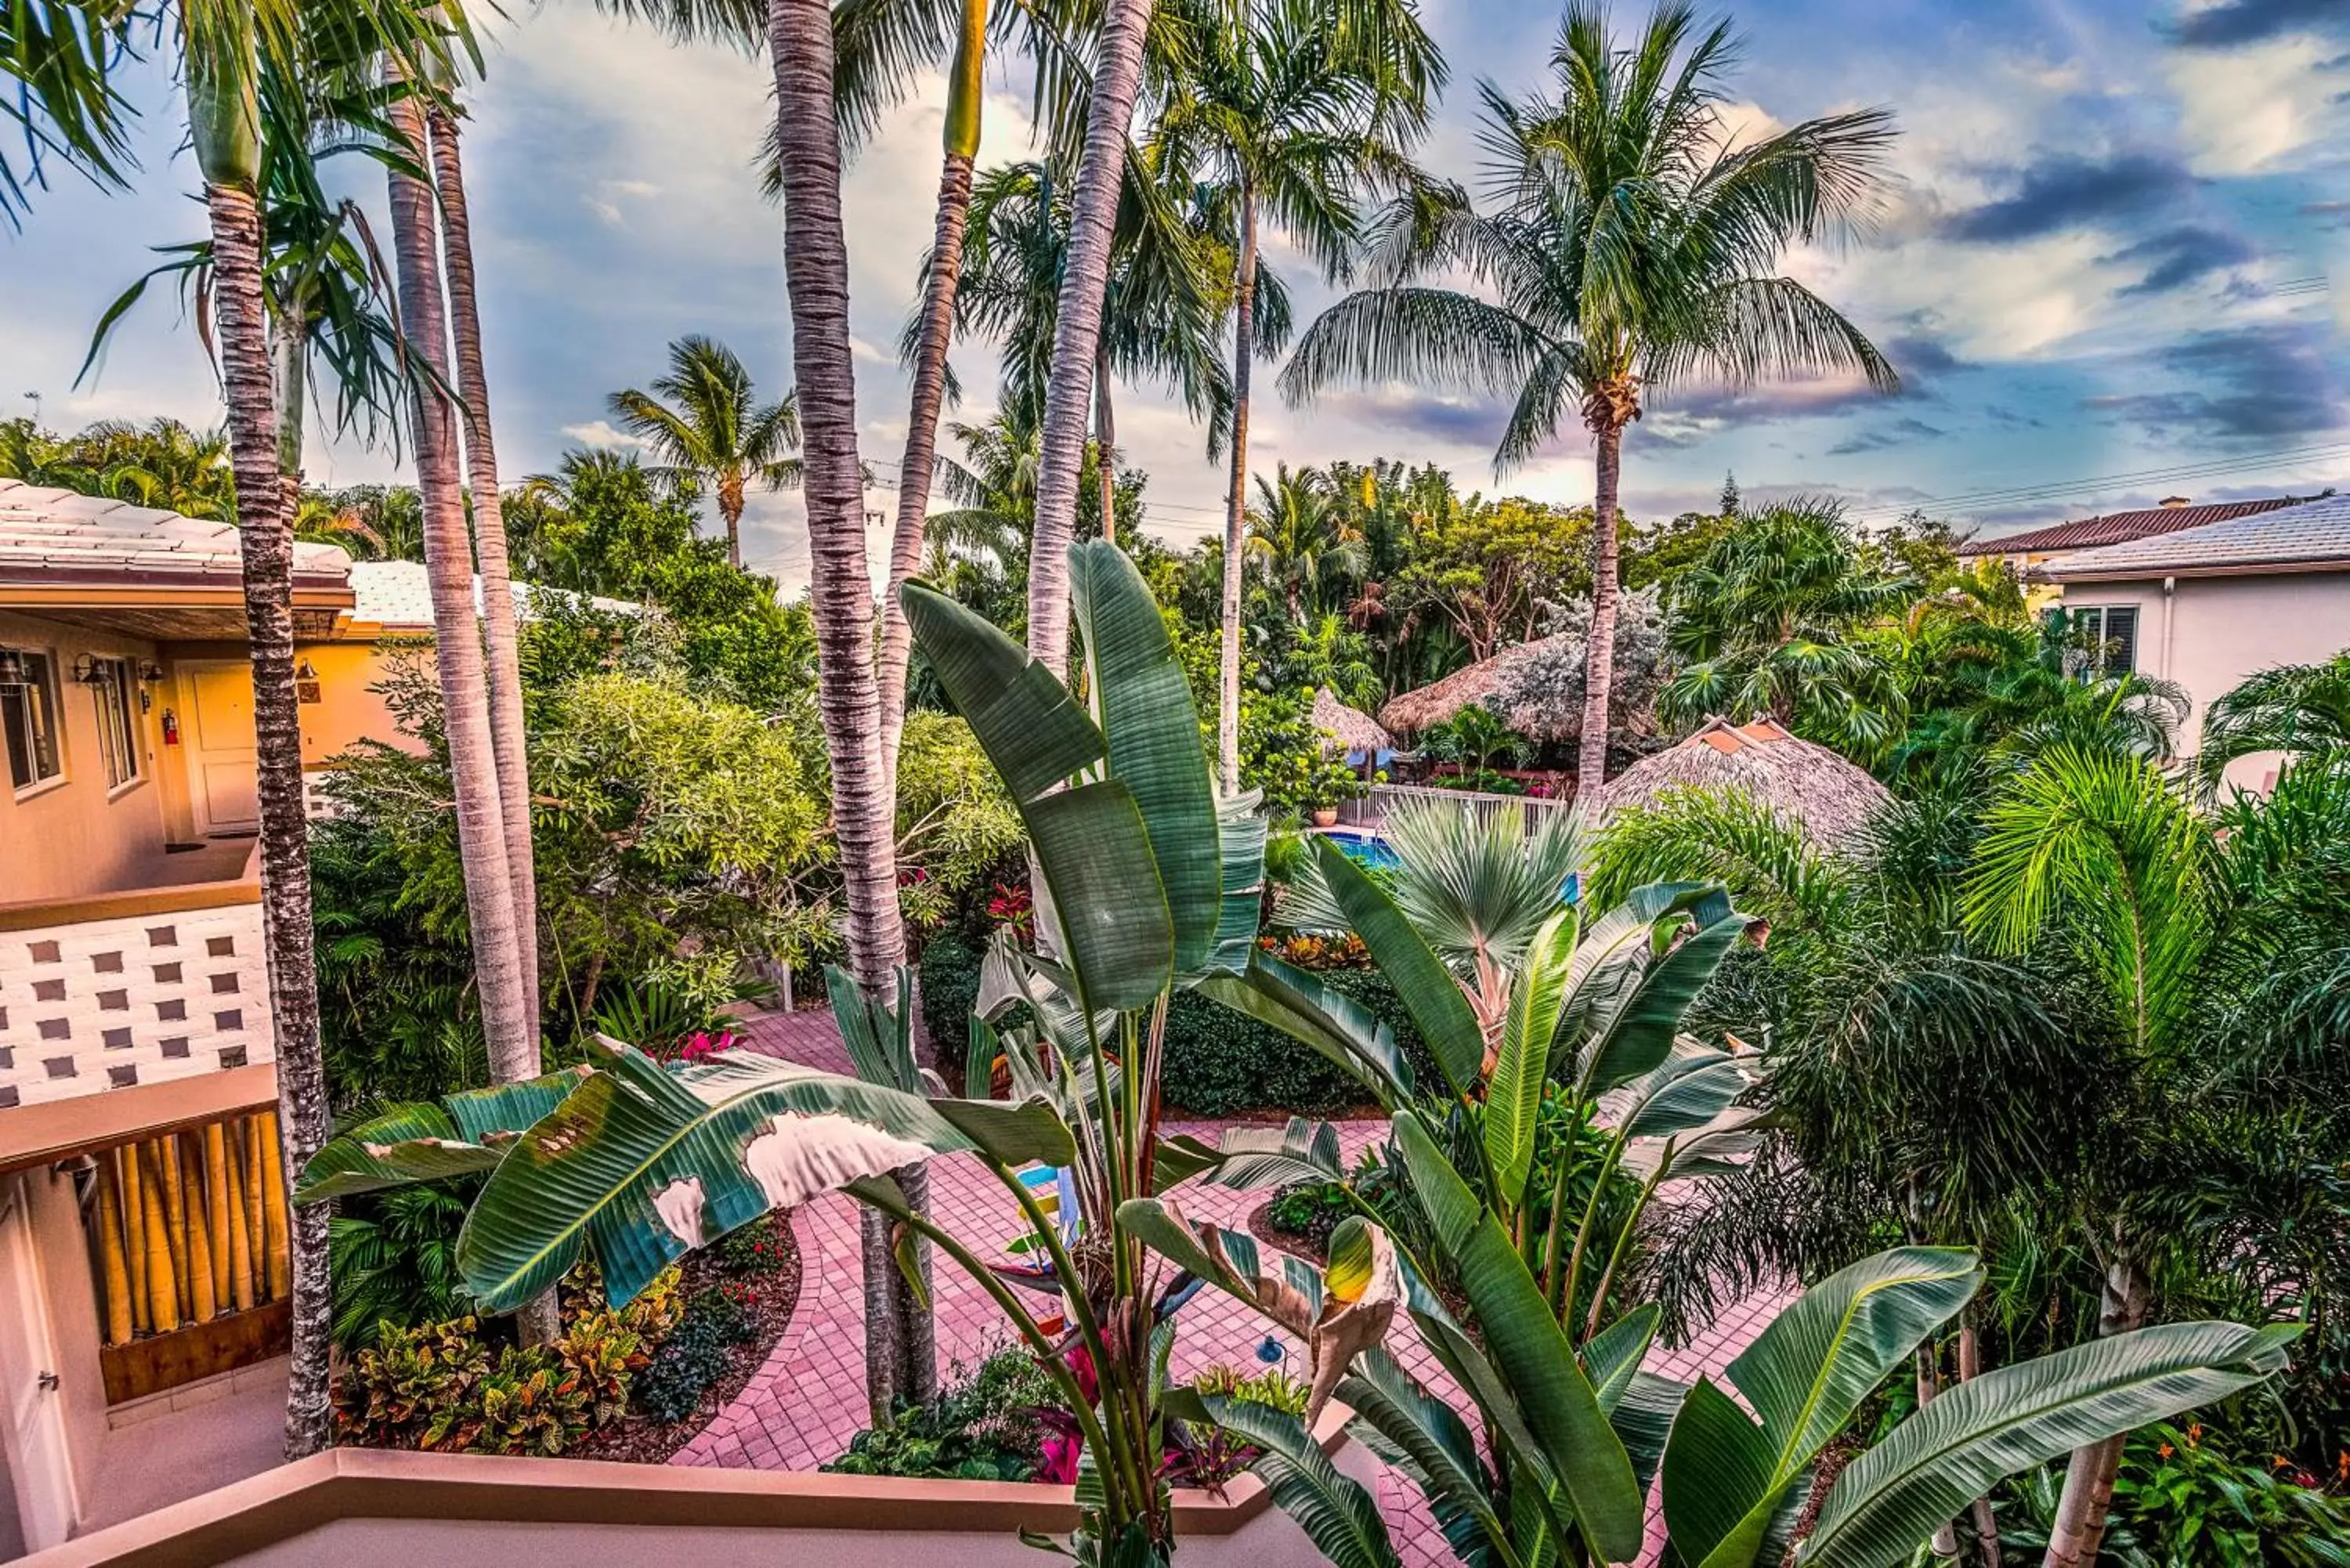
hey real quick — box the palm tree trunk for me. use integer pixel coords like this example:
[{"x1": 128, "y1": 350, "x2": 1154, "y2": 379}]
[
  {"x1": 768, "y1": 0, "x2": 927, "y2": 1414},
  {"x1": 427, "y1": 102, "x2": 543, "y2": 1043},
  {"x1": 1574, "y1": 411, "x2": 1625, "y2": 791},
  {"x1": 204, "y1": 177, "x2": 333, "y2": 1463},
  {"x1": 1217, "y1": 187, "x2": 1259, "y2": 795},
  {"x1": 384, "y1": 88, "x2": 535, "y2": 1085},
  {"x1": 877, "y1": 0, "x2": 987, "y2": 795},
  {"x1": 2043, "y1": 1255, "x2": 2151, "y2": 1568},
  {"x1": 1022, "y1": 0, "x2": 1152, "y2": 677},
  {"x1": 1958, "y1": 1323, "x2": 2002, "y2": 1568},
  {"x1": 271, "y1": 310, "x2": 306, "y2": 519},
  {"x1": 1094, "y1": 332, "x2": 1115, "y2": 547}
]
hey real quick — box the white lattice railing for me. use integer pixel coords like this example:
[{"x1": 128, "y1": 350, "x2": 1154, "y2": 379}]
[
  {"x1": 1334, "y1": 782, "x2": 1577, "y2": 833},
  {"x1": 0, "y1": 892, "x2": 274, "y2": 1111}
]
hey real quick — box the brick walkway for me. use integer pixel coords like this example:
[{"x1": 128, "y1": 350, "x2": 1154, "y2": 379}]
[{"x1": 678, "y1": 1006, "x2": 1789, "y2": 1567}]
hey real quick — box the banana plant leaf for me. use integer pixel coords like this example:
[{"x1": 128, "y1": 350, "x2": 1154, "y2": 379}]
[
  {"x1": 902, "y1": 579, "x2": 1173, "y2": 1013},
  {"x1": 1337, "y1": 1348, "x2": 1506, "y2": 1566},
  {"x1": 1195, "y1": 953, "x2": 1415, "y2": 1109},
  {"x1": 1661, "y1": 1247, "x2": 1981, "y2": 1568},
  {"x1": 1206, "y1": 790, "x2": 1270, "y2": 977},
  {"x1": 1394, "y1": 1110, "x2": 1645, "y2": 1563},
  {"x1": 826, "y1": 964, "x2": 932, "y2": 1095},
  {"x1": 1486, "y1": 905, "x2": 1581, "y2": 1212},
  {"x1": 1154, "y1": 1116, "x2": 1344, "y2": 1194},
  {"x1": 1797, "y1": 1321, "x2": 2298, "y2": 1568},
  {"x1": 1071, "y1": 540, "x2": 1223, "y2": 977},
  {"x1": 1200, "y1": 1395, "x2": 1398, "y2": 1568},
  {"x1": 456, "y1": 1039, "x2": 1074, "y2": 1313},
  {"x1": 1567, "y1": 889, "x2": 1753, "y2": 1101},
  {"x1": 1308, "y1": 834, "x2": 1485, "y2": 1097},
  {"x1": 295, "y1": 1068, "x2": 588, "y2": 1202}
]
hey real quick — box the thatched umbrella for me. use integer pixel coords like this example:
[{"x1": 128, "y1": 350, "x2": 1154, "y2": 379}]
[
  {"x1": 1590, "y1": 716, "x2": 1891, "y2": 853},
  {"x1": 1378, "y1": 633, "x2": 1582, "y2": 740},
  {"x1": 1314, "y1": 687, "x2": 1394, "y2": 756}
]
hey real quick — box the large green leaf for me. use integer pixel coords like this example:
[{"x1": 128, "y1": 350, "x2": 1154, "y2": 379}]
[
  {"x1": 1612, "y1": 1042, "x2": 1752, "y2": 1141},
  {"x1": 1026, "y1": 781, "x2": 1175, "y2": 1013},
  {"x1": 1799, "y1": 1322, "x2": 2298, "y2": 1568},
  {"x1": 1581, "y1": 1303, "x2": 1660, "y2": 1411},
  {"x1": 1487, "y1": 905, "x2": 1580, "y2": 1211},
  {"x1": 826, "y1": 964, "x2": 924, "y2": 1093},
  {"x1": 457, "y1": 1041, "x2": 1073, "y2": 1312},
  {"x1": 1195, "y1": 954, "x2": 1415, "y2": 1107},
  {"x1": 1394, "y1": 1111, "x2": 1645, "y2": 1563},
  {"x1": 1311, "y1": 836, "x2": 1486, "y2": 1097},
  {"x1": 1072, "y1": 540, "x2": 1223, "y2": 977},
  {"x1": 296, "y1": 1069, "x2": 590, "y2": 1201},
  {"x1": 1204, "y1": 789, "x2": 1269, "y2": 977},
  {"x1": 1336, "y1": 1349, "x2": 1507, "y2": 1567},
  {"x1": 902, "y1": 580, "x2": 1102, "y2": 803},
  {"x1": 1663, "y1": 1247, "x2": 1981, "y2": 1568},
  {"x1": 1571, "y1": 893, "x2": 1752, "y2": 1100},
  {"x1": 1202, "y1": 1396, "x2": 1398, "y2": 1568},
  {"x1": 1155, "y1": 1117, "x2": 1343, "y2": 1194}
]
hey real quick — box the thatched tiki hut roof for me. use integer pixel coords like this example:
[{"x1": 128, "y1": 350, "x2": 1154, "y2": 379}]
[
  {"x1": 1314, "y1": 687, "x2": 1394, "y2": 755},
  {"x1": 1377, "y1": 633, "x2": 1581, "y2": 740},
  {"x1": 1590, "y1": 717, "x2": 1892, "y2": 853}
]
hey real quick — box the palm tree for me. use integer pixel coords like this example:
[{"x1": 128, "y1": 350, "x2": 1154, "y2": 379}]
[
  {"x1": 1658, "y1": 498, "x2": 1915, "y2": 760},
  {"x1": 768, "y1": 0, "x2": 920, "y2": 1417},
  {"x1": 2196, "y1": 652, "x2": 2350, "y2": 793},
  {"x1": 1152, "y1": 0, "x2": 1443, "y2": 792},
  {"x1": 1245, "y1": 461, "x2": 1362, "y2": 623},
  {"x1": 0, "y1": 0, "x2": 135, "y2": 225},
  {"x1": 609, "y1": 334, "x2": 800, "y2": 570},
  {"x1": 425, "y1": 99, "x2": 540, "y2": 1029},
  {"x1": 1021, "y1": 0, "x2": 1153, "y2": 681},
  {"x1": 381, "y1": 81, "x2": 537, "y2": 1092},
  {"x1": 1282, "y1": 0, "x2": 1898, "y2": 789}
]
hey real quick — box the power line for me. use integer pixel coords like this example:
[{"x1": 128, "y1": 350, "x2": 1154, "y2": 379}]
[{"x1": 1846, "y1": 439, "x2": 2350, "y2": 523}]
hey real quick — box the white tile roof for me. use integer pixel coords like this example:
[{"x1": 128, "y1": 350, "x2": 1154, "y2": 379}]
[
  {"x1": 349, "y1": 559, "x2": 637, "y2": 630},
  {"x1": 2036, "y1": 491, "x2": 2350, "y2": 580},
  {"x1": 0, "y1": 477, "x2": 352, "y2": 587}
]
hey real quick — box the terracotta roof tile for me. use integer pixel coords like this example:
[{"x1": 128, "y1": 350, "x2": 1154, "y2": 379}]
[
  {"x1": 2033, "y1": 491, "x2": 2350, "y2": 579},
  {"x1": 1959, "y1": 497, "x2": 2305, "y2": 557}
]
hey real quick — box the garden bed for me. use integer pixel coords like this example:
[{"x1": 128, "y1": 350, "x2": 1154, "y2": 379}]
[{"x1": 569, "y1": 1216, "x2": 803, "y2": 1465}]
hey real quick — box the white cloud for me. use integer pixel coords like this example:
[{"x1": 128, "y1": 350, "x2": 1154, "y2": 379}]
[
  {"x1": 558, "y1": 420, "x2": 645, "y2": 448},
  {"x1": 2167, "y1": 34, "x2": 2349, "y2": 175}
]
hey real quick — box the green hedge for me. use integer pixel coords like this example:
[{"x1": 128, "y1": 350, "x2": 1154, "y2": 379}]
[{"x1": 917, "y1": 934, "x2": 1431, "y2": 1118}]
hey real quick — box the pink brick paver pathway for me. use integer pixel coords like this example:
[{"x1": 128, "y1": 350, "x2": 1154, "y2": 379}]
[{"x1": 680, "y1": 1006, "x2": 1791, "y2": 1567}]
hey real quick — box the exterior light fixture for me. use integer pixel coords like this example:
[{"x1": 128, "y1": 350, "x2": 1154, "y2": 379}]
[
  {"x1": 136, "y1": 660, "x2": 165, "y2": 683},
  {"x1": 0, "y1": 649, "x2": 24, "y2": 686}
]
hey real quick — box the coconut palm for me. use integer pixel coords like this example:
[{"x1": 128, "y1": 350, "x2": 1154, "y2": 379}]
[
  {"x1": 1150, "y1": 0, "x2": 1443, "y2": 793},
  {"x1": 608, "y1": 334, "x2": 800, "y2": 571},
  {"x1": 1282, "y1": 0, "x2": 1898, "y2": 789},
  {"x1": 1658, "y1": 498, "x2": 1915, "y2": 761},
  {"x1": 381, "y1": 80, "x2": 537, "y2": 1093},
  {"x1": 2196, "y1": 652, "x2": 2350, "y2": 793},
  {"x1": 1245, "y1": 462, "x2": 1364, "y2": 623},
  {"x1": 0, "y1": 0, "x2": 135, "y2": 224},
  {"x1": 1021, "y1": 0, "x2": 1153, "y2": 680},
  {"x1": 768, "y1": 0, "x2": 918, "y2": 1417}
]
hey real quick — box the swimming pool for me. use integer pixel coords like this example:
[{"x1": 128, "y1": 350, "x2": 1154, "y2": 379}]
[{"x1": 1319, "y1": 826, "x2": 1401, "y2": 872}]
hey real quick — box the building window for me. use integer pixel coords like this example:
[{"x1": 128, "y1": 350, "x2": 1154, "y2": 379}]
[
  {"x1": 2071, "y1": 605, "x2": 2139, "y2": 677},
  {"x1": 2, "y1": 648, "x2": 63, "y2": 792},
  {"x1": 92, "y1": 656, "x2": 141, "y2": 789}
]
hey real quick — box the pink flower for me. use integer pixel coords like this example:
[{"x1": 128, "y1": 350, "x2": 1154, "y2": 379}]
[{"x1": 1037, "y1": 1434, "x2": 1082, "y2": 1484}]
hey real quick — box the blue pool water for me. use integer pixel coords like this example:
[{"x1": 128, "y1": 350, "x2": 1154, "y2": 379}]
[{"x1": 1321, "y1": 827, "x2": 1402, "y2": 872}]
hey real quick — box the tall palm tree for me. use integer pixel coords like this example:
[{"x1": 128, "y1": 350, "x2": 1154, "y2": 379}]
[
  {"x1": 425, "y1": 99, "x2": 539, "y2": 1028},
  {"x1": 609, "y1": 334, "x2": 800, "y2": 569},
  {"x1": 1021, "y1": 0, "x2": 1152, "y2": 681},
  {"x1": 1245, "y1": 461, "x2": 1362, "y2": 623},
  {"x1": 2196, "y1": 652, "x2": 2350, "y2": 793},
  {"x1": 0, "y1": 0, "x2": 135, "y2": 225},
  {"x1": 381, "y1": 80, "x2": 537, "y2": 1089},
  {"x1": 1282, "y1": 0, "x2": 1898, "y2": 789},
  {"x1": 1658, "y1": 497, "x2": 1915, "y2": 760},
  {"x1": 767, "y1": 0, "x2": 923, "y2": 1417},
  {"x1": 1152, "y1": 0, "x2": 1442, "y2": 793}
]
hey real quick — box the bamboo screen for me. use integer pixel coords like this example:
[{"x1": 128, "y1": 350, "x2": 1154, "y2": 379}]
[{"x1": 86, "y1": 1110, "x2": 291, "y2": 1346}]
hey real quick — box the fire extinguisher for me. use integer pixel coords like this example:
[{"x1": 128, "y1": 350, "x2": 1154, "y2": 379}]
[{"x1": 161, "y1": 709, "x2": 181, "y2": 746}]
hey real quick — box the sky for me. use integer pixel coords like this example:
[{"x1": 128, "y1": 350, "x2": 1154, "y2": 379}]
[{"x1": 4, "y1": 0, "x2": 2348, "y2": 591}]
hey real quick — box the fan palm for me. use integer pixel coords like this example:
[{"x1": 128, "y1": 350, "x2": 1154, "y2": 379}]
[
  {"x1": 1247, "y1": 463, "x2": 1365, "y2": 623},
  {"x1": 1658, "y1": 498, "x2": 1915, "y2": 760},
  {"x1": 1281, "y1": 0, "x2": 1898, "y2": 788},
  {"x1": 1150, "y1": 0, "x2": 1443, "y2": 792},
  {"x1": 608, "y1": 334, "x2": 800, "y2": 571},
  {"x1": 2196, "y1": 652, "x2": 2350, "y2": 794}
]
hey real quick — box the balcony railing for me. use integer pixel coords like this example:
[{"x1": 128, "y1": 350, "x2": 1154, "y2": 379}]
[{"x1": 1334, "y1": 781, "x2": 1578, "y2": 834}]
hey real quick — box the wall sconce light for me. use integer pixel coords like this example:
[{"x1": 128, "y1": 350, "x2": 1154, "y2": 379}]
[
  {"x1": 137, "y1": 660, "x2": 164, "y2": 684},
  {"x1": 70, "y1": 655, "x2": 111, "y2": 685},
  {"x1": 0, "y1": 649, "x2": 24, "y2": 687},
  {"x1": 295, "y1": 658, "x2": 319, "y2": 681}
]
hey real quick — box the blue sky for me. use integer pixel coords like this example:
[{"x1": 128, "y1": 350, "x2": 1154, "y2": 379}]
[{"x1": 5, "y1": 0, "x2": 2347, "y2": 588}]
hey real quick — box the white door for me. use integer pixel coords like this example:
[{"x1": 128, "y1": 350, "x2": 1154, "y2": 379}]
[
  {"x1": 0, "y1": 1178, "x2": 76, "y2": 1552},
  {"x1": 180, "y1": 661, "x2": 259, "y2": 836}
]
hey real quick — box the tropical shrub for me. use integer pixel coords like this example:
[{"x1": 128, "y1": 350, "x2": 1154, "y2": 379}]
[
  {"x1": 333, "y1": 1310, "x2": 643, "y2": 1456},
  {"x1": 714, "y1": 1213, "x2": 793, "y2": 1277},
  {"x1": 826, "y1": 1348, "x2": 1066, "y2": 1482},
  {"x1": 1267, "y1": 1180, "x2": 1354, "y2": 1249},
  {"x1": 632, "y1": 1286, "x2": 758, "y2": 1425},
  {"x1": 1166, "y1": 1366, "x2": 1314, "y2": 1487}
]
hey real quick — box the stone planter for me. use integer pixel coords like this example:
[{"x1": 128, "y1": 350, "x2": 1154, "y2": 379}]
[
  {"x1": 24, "y1": 1406, "x2": 1377, "y2": 1568},
  {"x1": 1310, "y1": 807, "x2": 1340, "y2": 828}
]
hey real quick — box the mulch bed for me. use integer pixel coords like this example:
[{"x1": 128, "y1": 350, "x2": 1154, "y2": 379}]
[
  {"x1": 1246, "y1": 1197, "x2": 1329, "y2": 1265},
  {"x1": 568, "y1": 1215, "x2": 804, "y2": 1466}
]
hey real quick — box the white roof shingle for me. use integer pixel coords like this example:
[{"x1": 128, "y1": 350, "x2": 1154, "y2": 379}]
[
  {"x1": 2035, "y1": 491, "x2": 2350, "y2": 580},
  {"x1": 348, "y1": 559, "x2": 637, "y2": 630},
  {"x1": 0, "y1": 477, "x2": 351, "y2": 587}
]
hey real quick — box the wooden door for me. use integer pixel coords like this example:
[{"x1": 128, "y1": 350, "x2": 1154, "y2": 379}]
[
  {"x1": 0, "y1": 1178, "x2": 76, "y2": 1552},
  {"x1": 179, "y1": 661, "x2": 258, "y2": 836}
]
